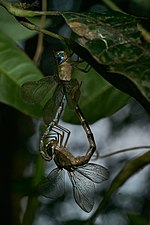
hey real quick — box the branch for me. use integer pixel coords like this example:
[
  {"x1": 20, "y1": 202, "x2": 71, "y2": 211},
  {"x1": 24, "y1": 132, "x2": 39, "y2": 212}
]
[
  {"x1": 20, "y1": 21, "x2": 66, "y2": 43},
  {"x1": 0, "y1": 0, "x2": 61, "y2": 17},
  {"x1": 100, "y1": 146, "x2": 150, "y2": 158},
  {"x1": 33, "y1": 0, "x2": 47, "y2": 65}
]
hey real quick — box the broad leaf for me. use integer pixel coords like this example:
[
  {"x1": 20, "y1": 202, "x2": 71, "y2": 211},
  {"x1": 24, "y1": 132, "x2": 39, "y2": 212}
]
[
  {"x1": 0, "y1": 6, "x2": 37, "y2": 41},
  {"x1": 63, "y1": 64, "x2": 130, "y2": 124},
  {"x1": 62, "y1": 11, "x2": 150, "y2": 114},
  {"x1": 90, "y1": 151, "x2": 150, "y2": 217},
  {"x1": 0, "y1": 30, "x2": 43, "y2": 118}
]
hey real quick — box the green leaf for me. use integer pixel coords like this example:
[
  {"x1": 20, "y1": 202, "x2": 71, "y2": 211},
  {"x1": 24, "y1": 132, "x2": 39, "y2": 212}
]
[
  {"x1": 128, "y1": 214, "x2": 148, "y2": 225},
  {"x1": 62, "y1": 11, "x2": 150, "y2": 114},
  {"x1": 63, "y1": 220, "x2": 86, "y2": 225},
  {"x1": 86, "y1": 151, "x2": 150, "y2": 224},
  {"x1": 0, "y1": 30, "x2": 43, "y2": 118},
  {"x1": 0, "y1": 5, "x2": 37, "y2": 41},
  {"x1": 63, "y1": 64, "x2": 130, "y2": 124}
]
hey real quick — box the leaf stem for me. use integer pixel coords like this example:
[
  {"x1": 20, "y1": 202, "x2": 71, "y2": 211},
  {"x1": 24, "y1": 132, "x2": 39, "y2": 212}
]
[
  {"x1": 20, "y1": 21, "x2": 66, "y2": 43},
  {"x1": 100, "y1": 146, "x2": 150, "y2": 158},
  {"x1": 101, "y1": 0, "x2": 124, "y2": 13}
]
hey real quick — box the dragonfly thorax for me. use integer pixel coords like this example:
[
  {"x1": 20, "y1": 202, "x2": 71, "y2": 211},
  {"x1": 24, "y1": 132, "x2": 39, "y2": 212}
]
[{"x1": 54, "y1": 147, "x2": 76, "y2": 170}]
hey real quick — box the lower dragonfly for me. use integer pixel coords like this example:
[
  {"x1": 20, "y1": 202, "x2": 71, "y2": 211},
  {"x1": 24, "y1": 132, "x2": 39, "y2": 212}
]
[{"x1": 39, "y1": 100, "x2": 109, "y2": 212}]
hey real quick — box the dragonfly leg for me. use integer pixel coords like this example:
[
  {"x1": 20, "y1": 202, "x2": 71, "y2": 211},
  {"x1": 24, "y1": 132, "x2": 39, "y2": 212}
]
[
  {"x1": 76, "y1": 62, "x2": 91, "y2": 73},
  {"x1": 53, "y1": 124, "x2": 71, "y2": 147},
  {"x1": 40, "y1": 122, "x2": 60, "y2": 161},
  {"x1": 40, "y1": 122, "x2": 70, "y2": 161},
  {"x1": 57, "y1": 125, "x2": 71, "y2": 147},
  {"x1": 51, "y1": 125, "x2": 65, "y2": 147},
  {"x1": 71, "y1": 54, "x2": 91, "y2": 73}
]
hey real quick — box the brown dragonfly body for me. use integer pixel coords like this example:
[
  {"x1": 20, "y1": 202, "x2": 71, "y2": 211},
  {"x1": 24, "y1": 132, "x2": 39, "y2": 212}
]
[{"x1": 39, "y1": 97, "x2": 109, "y2": 212}]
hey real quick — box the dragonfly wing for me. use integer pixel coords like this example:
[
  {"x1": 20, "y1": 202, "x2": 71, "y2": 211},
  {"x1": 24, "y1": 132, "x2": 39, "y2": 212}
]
[
  {"x1": 76, "y1": 163, "x2": 109, "y2": 183},
  {"x1": 68, "y1": 170, "x2": 94, "y2": 212},
  {"x1": 64, "y1": 79, "x2": 80, "y2": 109},
  {"x1": 38, "y1": 168, "x2": 65, "y2": 199},
  {"x1": 21, "y1": 76, "x2": 56, "y2": 104},
  {"x1": 43, "y1": 84, "x2": 64, "y2": 124}
]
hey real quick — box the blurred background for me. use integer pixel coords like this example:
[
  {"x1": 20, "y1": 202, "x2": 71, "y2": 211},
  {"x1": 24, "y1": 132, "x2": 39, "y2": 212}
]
[{"x1": 0, "y1": 0, "x2": 150, "y2": 225}]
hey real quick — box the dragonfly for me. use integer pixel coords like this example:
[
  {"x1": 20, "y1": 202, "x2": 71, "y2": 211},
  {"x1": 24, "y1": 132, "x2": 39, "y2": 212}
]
[
  {"x1": 21, "y1": 50, "x2": 80, "y2": 125},
  {"x1": 22, "y1": 50, "x2": 109, "y2": 211},
  {"x1": 39, "y1": 100, "x2": 109, "y2": 212}
]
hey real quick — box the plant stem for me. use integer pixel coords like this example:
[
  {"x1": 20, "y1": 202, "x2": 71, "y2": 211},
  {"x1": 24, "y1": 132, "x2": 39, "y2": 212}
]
[
  {"x1": 22, "y1": 155, "x2": 44, "y2": 225},
  {"x1": 33, "y1": 0, "x2": 47, "y2": 65},
  {"x1": 101, "y1": 0, "x2": 124, "y2": 13},
  {"x1": 0, "y1": 0, "x2": 61, "y2": 17},
  {"x1": 20, "y1": 21, "x2": 66, "y2": 43},
  {"x1": 100, "y1": 146, "x2": 150, "y2": 158}
]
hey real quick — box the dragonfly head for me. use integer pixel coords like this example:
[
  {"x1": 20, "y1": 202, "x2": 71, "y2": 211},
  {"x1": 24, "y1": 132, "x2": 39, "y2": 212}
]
[
  {"x1": 56, "y1": 51, "x2": 66, "y2": 65},
  {"x1": 40, "y1": 139, "x2": 58, "y2": 161},
  {"x1": 46, "y1": 139, "x2": 58, "y2": 156}
]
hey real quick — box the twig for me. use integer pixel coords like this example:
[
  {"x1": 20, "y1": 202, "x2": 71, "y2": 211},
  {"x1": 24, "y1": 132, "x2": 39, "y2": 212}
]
[
  {"x1": 100, "y1": 146, "x2": 150, "y2": 158},
  {"x1": 33, "y1": 0, "x2": 47, "y2": 65},
  {"x1": 20, "y1": 21, "x2": 66, "y2": 43},
  {"x1": 0, "y1": 0, "x2": 61, "y2": 17},
  {"x1": 101, "y1": 0, "x2": 124, "y2": 13}
]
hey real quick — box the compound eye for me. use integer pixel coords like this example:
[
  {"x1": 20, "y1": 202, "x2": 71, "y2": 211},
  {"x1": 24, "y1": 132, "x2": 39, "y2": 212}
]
[
  {"x1": 45, "y1": 141, "x2": 54, "y2": 157},
  {"x1": 46, "y1": 139, "x2": 57, "y2": 157},
  {"x1": 56, "y1": 52, "x2": 65, "y2": 65}
]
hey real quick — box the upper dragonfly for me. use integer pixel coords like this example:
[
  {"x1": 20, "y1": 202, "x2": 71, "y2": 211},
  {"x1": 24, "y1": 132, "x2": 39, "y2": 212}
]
[{"x1": 21, "y1": 51, "x2": 80, "y2": 124}]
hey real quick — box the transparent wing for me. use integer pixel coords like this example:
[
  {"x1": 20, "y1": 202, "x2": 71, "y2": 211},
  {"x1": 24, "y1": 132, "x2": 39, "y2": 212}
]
[
  {"x1": 64, "y1": 79, "x2": 80, "y2": 109},
  {"x1": 68, "y1": 170, "x2": 94, "y2": 212},
  {"x1": 38, "y1": 168, "x2": 65, "y2": 199},
  {"x1": 76, "y1": 163, "x2": 109, "y2": 183},
  {"x1": 21, "y1": 76, "x2": 56, "y2": 104},
  {"x1": 43, "y1": 84, "x2": 64, "y2": 124}
]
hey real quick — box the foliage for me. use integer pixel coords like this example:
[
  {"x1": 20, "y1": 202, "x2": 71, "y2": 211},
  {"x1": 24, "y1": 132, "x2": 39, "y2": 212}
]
[
  {"x1": 0, "y1": 30, "x2": 43, "y2": 117},
  {"x1": 62, "y1": 11, "x2": 150, "y2": 114},
  {"x1": 0, "y1": 1, "x2": 150, "y2": 124}
]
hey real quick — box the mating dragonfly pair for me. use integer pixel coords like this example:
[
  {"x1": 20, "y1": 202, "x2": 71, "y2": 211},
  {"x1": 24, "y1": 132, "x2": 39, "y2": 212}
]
[{"x1": 21, "y1": 50, "x2": 109, "y2": 212}]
